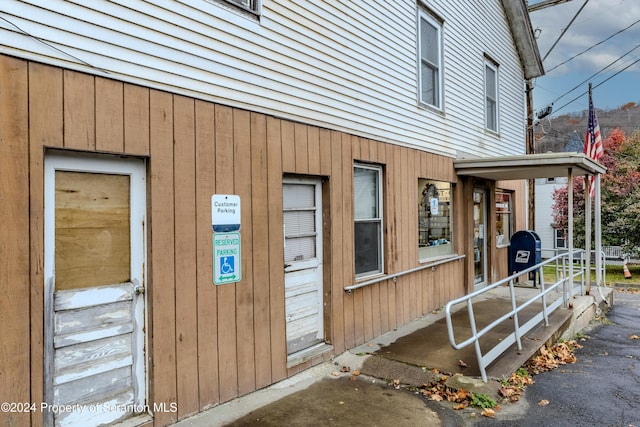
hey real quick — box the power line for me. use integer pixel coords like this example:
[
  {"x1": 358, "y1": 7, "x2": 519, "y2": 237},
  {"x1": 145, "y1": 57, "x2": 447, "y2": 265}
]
[
  {"x1": 548, "y1": 43, "x2": 640, "y2": 107},
  {"x1": 546, "y1": 17, "x2": 640, "y2": 73},
  {"x1": 551, "y1": 55, "x2": 640, "y2": 116},
  {"x1": 542, "y1": 0, "x2": 590, "y2": 61}
]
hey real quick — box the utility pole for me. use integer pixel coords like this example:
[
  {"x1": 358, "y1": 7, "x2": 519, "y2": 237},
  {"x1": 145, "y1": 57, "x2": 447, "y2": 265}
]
[
  {"x1": 527, "y1": 0, "x2": 576, "y2": 13},
  {"x1": 526, "y1": 80, "x2": 535, "y2": 229},
  {"x1": 525, "y1": 0, "x2": 578, "y2": 228}
]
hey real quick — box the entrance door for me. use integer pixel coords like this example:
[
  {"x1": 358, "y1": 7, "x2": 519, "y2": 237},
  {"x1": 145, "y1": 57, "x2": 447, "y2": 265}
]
[
  {"x1": 473, "y1": 189, "x2": 488, "y2": 288},
  {"x1": 283, "y1": 178, "x2": 324, "y2": 357},
  {"x1": 44, "y1": 154, "x2": 147, "y2": 426}
]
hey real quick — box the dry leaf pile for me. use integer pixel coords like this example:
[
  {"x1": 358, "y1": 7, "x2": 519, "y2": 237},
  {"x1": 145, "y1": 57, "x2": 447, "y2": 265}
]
[
  {"x1": 416, "y1": 369, "x2": 498, "y2": 417},
  {"x1": 418, "y1": 372, "x2": 471, "y2": 408},
  {"x1": 498, "y1": 370, "x2": 534, "y2": 402},
  {"x1": 525, "y1": 340, "x2": 582, "y2": 374}
]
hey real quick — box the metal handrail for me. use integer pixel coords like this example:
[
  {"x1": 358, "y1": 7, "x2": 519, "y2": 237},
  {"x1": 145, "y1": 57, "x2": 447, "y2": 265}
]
[
  {"x1": 344, "y1": 254, "x2": 465, "y2": 293},
  {"x1": 445, "y1": 249, "x2": 587, "y2": 383}
]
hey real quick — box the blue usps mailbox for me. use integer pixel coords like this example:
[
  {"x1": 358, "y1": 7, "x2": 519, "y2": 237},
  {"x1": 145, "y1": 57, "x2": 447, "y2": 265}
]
[{"x1": 509, "y1": 230, "x2": 541, "y2": 286}]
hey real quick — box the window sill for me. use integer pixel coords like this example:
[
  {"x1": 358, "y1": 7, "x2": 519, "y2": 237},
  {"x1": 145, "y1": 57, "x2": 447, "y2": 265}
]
[
  {"x1": 418, "y1": 253, "x2": 458, "y2": 264},
  {"x1": 355, "y1": 272, "x2": 385, "y2": 283},
  {"x1": 484, "y1": 128, "x2": 500, "y2": 137}
]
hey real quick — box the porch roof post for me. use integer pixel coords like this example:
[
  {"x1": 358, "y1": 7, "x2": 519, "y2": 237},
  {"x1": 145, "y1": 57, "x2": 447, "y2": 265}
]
[
  {"x1": 595, "y1": 173, "x2": 602, "y2": 287},
  {"x1": 585, "y1": 174, "x2": 592, "y2": 295},
  {"x1": 567, "y1": 167, "x2": 573, "y2": 307}
]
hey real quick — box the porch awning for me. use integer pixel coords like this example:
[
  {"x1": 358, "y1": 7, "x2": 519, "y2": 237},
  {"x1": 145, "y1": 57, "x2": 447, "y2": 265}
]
[
  {"x1": 454, "y1": 152, "x2": 606, "y2": 181},
  {"x1": 454, "y1": 151, "x2": 607, "y2": 294}
]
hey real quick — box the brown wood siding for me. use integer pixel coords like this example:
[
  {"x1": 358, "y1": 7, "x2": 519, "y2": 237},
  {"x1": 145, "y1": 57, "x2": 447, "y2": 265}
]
[
  {"x1": 0, "y1": 55, "x2": 31, "y2": 427},
  {"x1": 28, "y1": 62, "x2": 65, "y2": 427},
  {"x1": 2, "y1": 56, "x2": 512, "y2": 426},
  {"x1": 148, "y1": 89, "x2": 178, "y2": 426}
]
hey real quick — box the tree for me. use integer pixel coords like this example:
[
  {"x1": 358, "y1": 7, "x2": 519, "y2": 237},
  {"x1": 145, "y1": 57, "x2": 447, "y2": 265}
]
[{"x1": 551, "y1": 129, "x2": 640, "y2": 255}]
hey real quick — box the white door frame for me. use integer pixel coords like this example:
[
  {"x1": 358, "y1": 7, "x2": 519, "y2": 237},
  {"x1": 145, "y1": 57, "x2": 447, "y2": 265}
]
[
  {"x1": 283, "y1": 177, "x2": 324, "y2": 359},
  {"x1": 473, "y1": 188, "x2": 488, "y2": 288},
  {"x1": 43, "y1": 152, "x2": 147, "y2": 425}
]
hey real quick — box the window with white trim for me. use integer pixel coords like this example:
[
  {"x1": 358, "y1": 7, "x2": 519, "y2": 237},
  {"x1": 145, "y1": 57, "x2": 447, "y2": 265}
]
[
  {"x1": 496, "y1": 191, "x2": 512, "y2": 246},
  {"x1": 354, "y1": 164, "x2": 384, "y2": 277},
  {"x1": 418, "y1": 9, "x2": 442, "y2": 109},
  {"x1": 554, "y1": 229, "x2": 567, "y2": 249},
  {"x1": 219, "y1": 0, "x2": 259, "y2": 14},
  {"x1": 485, "y1": 58, "x2": 499, "y2": 132},
  {"x1": 418, "y1": 179, "x2": 454, "y2": 259}
]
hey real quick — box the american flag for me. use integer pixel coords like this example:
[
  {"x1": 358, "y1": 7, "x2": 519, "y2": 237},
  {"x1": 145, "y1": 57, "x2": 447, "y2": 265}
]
[{"x1": 584, "y1": 91, "x2": 603, "y2": 197}]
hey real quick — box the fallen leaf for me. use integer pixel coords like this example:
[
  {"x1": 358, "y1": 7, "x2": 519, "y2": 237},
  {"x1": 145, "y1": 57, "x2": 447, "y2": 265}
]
[
  {"x1": 458, "y1": 359, "x2": 469, "y2": 368},
  {"x1": 430, "y1": 394, "x2": 444, "y2": 401},
  {"x1": 452, "y1": 388, "x2": 469, "y2": 401},
  {"x1": 453, "y1": 402, "x2": 467, "y2": 410},
  {"x1": 481, "y1": 408, "x2": 496, "y2": 418},
  {"x1": 499, "y1": 387, "x2": 516, "y2": 398},
  {"x1": 349, "y1": 375, "x2": 357, "y2": 381},
  {"x1": 331, "y1": 371, "x2": 341, "y2": 377},
  {"x1": 352, "y1": 370, "x2": 360, "y2": 376},
  {"x1": 538, "y1": 399, "x2": 550, "y2": 406}
]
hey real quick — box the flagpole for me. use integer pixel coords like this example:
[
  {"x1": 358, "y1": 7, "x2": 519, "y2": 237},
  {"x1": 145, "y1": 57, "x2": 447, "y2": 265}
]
[
  {"x1": 585, "y1": 82, "x2": 604, "y2": 290},
  {"x1": 590, "y1": 83, "x2": 603, "y2": 289},
  {"x1": 585, "y1": 83, "x2": 592, "y2": 295}
]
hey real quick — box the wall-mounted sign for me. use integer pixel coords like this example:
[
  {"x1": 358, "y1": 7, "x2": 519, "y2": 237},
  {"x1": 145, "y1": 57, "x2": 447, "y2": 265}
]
[
  {"x1": 212, "y1": 194, "x2": 240, "y2": 232},
  {"x1": 213, "y1": 232, "x2": 241, "y2": 285}
]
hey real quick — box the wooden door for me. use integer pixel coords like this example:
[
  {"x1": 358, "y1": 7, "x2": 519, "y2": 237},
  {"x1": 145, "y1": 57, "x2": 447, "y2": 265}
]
[
  {"x1": 283, "y1": 179, "x2": 324, "y2": 356},
  {"x1": 44, "y1": 154, "x2": 147, "y2": 426}
]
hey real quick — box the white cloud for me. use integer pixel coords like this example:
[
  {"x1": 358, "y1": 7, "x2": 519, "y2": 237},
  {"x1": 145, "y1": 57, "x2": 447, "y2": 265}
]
[
  {"x1": 529, "y1": 0, "x2": 640, "y2": 114},
  {"x1": 530, "y1": 0, "x2": 640, "y2": 75}
]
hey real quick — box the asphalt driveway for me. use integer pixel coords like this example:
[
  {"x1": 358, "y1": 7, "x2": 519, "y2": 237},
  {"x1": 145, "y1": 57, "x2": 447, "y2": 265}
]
[{"x1": 475, "y1": 290, "x2": 640, "y2": 426}]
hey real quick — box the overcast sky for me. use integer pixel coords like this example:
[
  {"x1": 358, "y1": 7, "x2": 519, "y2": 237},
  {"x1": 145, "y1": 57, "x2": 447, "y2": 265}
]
[{"x1": 528, "y1": 0, "x2": 640, "y2": 117}]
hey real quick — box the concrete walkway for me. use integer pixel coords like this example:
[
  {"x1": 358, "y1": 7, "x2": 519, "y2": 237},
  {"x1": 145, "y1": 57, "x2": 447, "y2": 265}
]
[{"x1": 174, "y1": 284, "x2": 613, "y2": 426}]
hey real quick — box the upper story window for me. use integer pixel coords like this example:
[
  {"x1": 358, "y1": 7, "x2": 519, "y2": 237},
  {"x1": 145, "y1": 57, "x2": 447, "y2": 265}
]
[
  {"x1": 484, "y1": 58, "x2": 499, "y2": 132},
  {"x1": 418, "y1": 9, "x2": 443, "y2": 109},
  {"x1": 354, "y1": 164, "x2": 384, "y2": 278},
  {"x1": 220, "y1": 0, "x2": 260, "y2": 15}
]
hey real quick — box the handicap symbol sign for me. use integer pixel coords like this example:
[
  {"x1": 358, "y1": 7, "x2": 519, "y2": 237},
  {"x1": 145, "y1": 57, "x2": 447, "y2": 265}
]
[{"x1": 220, "y1": 256, "x2": 235, "y2": 275}]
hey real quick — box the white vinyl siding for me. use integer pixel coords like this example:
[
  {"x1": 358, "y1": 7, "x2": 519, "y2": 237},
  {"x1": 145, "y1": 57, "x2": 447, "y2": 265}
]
[
  {"x1": 534, "y1": 177, "x2": 568, "y2": 258},
  {"x1": 0, "y1": 0, "x2": 528, "y2": 158}
]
